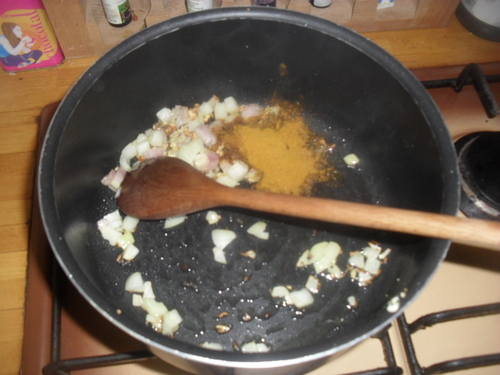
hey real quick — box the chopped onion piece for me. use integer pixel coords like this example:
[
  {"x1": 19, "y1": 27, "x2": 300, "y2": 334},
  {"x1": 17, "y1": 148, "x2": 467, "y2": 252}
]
[
  {"x1": 348, "y1": 252, "x2": 365, "y2": 269},
  {"x1": 125, "y1": 272, "x2": 144, "y2": 293},
  {"x1": 122, "y1": 216, "x2": 139, "y2": 232},
  {"x1": 98, "y1": 210, "x2": 122, "y2": 230},
  {"x1": 122, "y1": 243, "x2": 140, "y2": 261},
  {"x1": 132, "y1": 293, "x2": 143, "y2": 306},
  {"x1": 310, "y1": 241, "x2": 341, "y2": 274},
  {"x1": 226, "y1": 161, "x2": 249, "y2": 182},
  {"x1": 224, "y1": 96, "x2": 239, "y2": 114},
  {"x1": 212, "y1": 229, "x2": 236, "y2": 250},
  {"x1": 362, "y1": 246, "x2": 380, "y2": 260},
  {"x1": 162, "y1": 309, "x2": 183, "y2": 336},
  {"x1": 214, "y1": 102, "x2": 228, "y2": 120},
  {"x1": 194, "y1": 152, "x2": 219, "y2": 172},
  {"x1": 205, "y1": 211, "x2": 221, "y2": 224},
  {"x1": 328, "y1": 264, "x2": 344, "y2": 279},
  {"x1": 146, "y1": 313, "x2": 163, "y2": 331},
  {"x1": 344, "y1": 153, "x2": 360, "y2": 167},
  {"x1": 357, "y1": 271, "x2": 373, "y2": 285},
  {"x1": 148, "y1": 129, "x2": 167, "y2": 147},
  {"x1": 386, "y1": 296, "x2": 400, "y2": 313},
  {"x1": 289, "y1": 288, "x2": 314, "y2": 309},
  {"x1": 241, "y1": 250, "x2": 257, "y2": 259},
  {"x1": 156, "y1": 107, "x2": 172, "y2": 124},
  {"x1": 241, "y1": 103, "x2": 263, "y2": 119},
  {"x1": 164, "y1": 215, "x2": 187, "y2": 229},
  {"x1": 247, "y1": 221, "x2": 269, "y2": 240},
  {"x1": 177, "y1": 138, "x2": 205, "y2": 165},
  {"x1": 120, "y1": 142, "x2": 138, "y2": 172},
  {"x1": 270, "y1": 286, "x2": 293, "y2": 305},
  {"x1": 364, "y1": 258, "x2": 381, "y2": 275},
  {"x1": 305, "y1": 275, "x2": 321, "y2": 294},
  {"x1": 296, "y1": 249, "x2": 312, "y2": 268},
  {"x1": 347, "y1": 295, "x2": 358, "y2": 308},
  {"x1": 136, "y1": 138, "x2": 151, "y2": 156},
  {"x1": 201, "y1": 342, "x2": 223, "y2": 351},
  {"x1": 194, "y1": 124, "x2": 217, "y2": 147},
  {"x1": 142, "y1": 298, "x2": 168, "y2": 317},
  {"x1": 241, "y1": 341, "x2": 270, "y2": 353},
  {"x1": 142, "y1": 281, "x2": 156, "y2": 299},
  {"x1": 99, "y1": 225, "x2": 123, "y2": 247},
  {"x1": 216, "y1": 174, "x2": 238, "y2": 188},
  {"x1": 212, "y1": 246, "x2": 227, "y2": 264},
  {"x1": 108, "y1": 167, "x2": 127, "y2": 191},
  {"x1": 118, "y1": 231, "x2": 135, "y2": 249}
]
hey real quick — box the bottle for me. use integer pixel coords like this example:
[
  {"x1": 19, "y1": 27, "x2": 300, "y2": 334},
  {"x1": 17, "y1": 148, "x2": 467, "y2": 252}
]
[
  {"x1": 100, "y1": 0, "x2": 132, "y2": 27},
  {"x1": 310, "y1": 0, "x2": 332, "y2": 8},
  {"x1": 0, "y1": 0, "x2": 64, "y2": 71},
  {"x1": 187, "y1": 0, "x2": 214, "y2": 12},
  {"x1": 252, "y1": 0, "x2": 277, "y2": 6}
]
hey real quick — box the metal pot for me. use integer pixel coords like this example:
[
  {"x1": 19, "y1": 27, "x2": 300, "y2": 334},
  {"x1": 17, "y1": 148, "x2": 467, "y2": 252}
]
[{"x1": 39, "y1": 7, "x2": 459, "y2": 375}]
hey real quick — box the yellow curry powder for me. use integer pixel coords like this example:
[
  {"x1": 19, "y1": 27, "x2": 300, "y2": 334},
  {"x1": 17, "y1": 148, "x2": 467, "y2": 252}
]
[{"x1": 218, "y1": 101, "x2": 334, "y2": 196}]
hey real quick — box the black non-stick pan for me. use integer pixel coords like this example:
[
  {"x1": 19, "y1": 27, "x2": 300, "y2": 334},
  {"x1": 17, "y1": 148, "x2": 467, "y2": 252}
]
[{"x1": 39, "y1": 7, "x2": 459, "y2": 374}]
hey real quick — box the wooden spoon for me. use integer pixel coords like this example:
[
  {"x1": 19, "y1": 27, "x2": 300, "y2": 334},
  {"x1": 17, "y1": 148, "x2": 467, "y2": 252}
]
[{"x1": 117, "y1": 157, "x2": 500, "y2": 251}]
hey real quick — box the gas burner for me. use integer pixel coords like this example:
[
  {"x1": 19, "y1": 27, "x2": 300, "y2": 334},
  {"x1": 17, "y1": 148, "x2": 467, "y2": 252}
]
[{"x1": 455, "y1": 132, "x2": 500, "y2": 220}]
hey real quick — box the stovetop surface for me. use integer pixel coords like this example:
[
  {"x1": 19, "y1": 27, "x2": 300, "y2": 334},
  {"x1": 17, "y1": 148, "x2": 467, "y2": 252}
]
[{"x1": 22, "y1": 73, "x2": 500, "y2": 375}]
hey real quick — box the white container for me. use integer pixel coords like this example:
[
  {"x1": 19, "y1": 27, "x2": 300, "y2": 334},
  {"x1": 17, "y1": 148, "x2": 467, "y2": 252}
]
[{"x1": 187, "y1": 0, "x2": 214, "y2": 12}]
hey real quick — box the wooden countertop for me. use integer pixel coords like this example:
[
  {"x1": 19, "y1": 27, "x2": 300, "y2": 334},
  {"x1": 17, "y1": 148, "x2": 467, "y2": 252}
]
[{"x1": 0, "y1": 14, "x2": 499, "y2": 375}]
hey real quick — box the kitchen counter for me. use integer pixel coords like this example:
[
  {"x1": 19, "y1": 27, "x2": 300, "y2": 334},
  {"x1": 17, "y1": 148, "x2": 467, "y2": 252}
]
[{"x1": 0, "y1": 13, "x2": 499, "y2": 375}]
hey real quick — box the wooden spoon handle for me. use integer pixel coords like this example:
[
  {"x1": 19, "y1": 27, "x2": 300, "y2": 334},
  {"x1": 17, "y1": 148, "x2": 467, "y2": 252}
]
[{"x1": 222, "y1": 188, "x2": 500, "y2": 251}]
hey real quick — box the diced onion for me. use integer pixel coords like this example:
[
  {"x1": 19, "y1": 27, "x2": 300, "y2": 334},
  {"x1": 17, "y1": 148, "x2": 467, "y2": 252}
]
[
  {"x1": 348, "y1": 252, "x2": 365, "y2": 269},
  {"x1": 98, "y1": 210, "x2": 122, "y2": 230},
  {"x1": 310, "y1": 241, "x2": 341, "y2": 274},
  {"x1": 177, "y1": 138, "x2": 206, "y2": 165},
  {"x1": 214, "y1": 102, "x2": 228, "y2": 120},
  {"x1": 132, "y1": 293, "x2": 143, "y2": 306},
  {"x1": 142, "y1": 298, "x2": 168, "y2": 317},
  {"x1": 164, "y1": 215, "x2": 187, "y2": 228},
  {"x1": 122, "y1": 216, "x2": 139, "y2": 232},
  {"x1": 215, "y1": 174, "x2": 239, "y2": 187},
  {"x1": 98, "y1": 225, "x2": 122, "y2": 247},
  {"x1": 241, "y1": 341, "x2": 270, "y2": 353},
  {"x1": 148, "y1": 129, "x2": 167, "y2": 147},
  {"x1": 212, "y1": 246, "x2": 227, "y2": 264},
  {"x1": 162, "y1": 309, "x2": 183, "y2": 336},
  {"x1": 241, "y1": 250, "x2": 257, "y2": 259},
  {"x1": 223, "y1": 96, "x2": 239, "y2": 114},
  {"x1": 296, "y1": 249, "x2": 312, "y2": 268},
  {"x1": 118, "y1": 231, "x2": 135, "y2": 249},
  {"x1": 212, "y1": 229, "x2": 236, "y2": 250},
  {"x1": 386, "y1": 296, "x2": 400, "y2": 313},
  {"x1": 226, "y1": 161, "x2": 249, "y2": 182},
  {"x1": 122, "y1": 243, "x2": 140, "y2": 261},
  {"x1": 289, "y1": 288, "x2": 314, "y2": 309},
  {"x1": 305, "y1": 275, "x2": 321, "y2": 294},
  {"x1": 344, "y1": 153, "x2": 360, "y2": 167},
  {"x1": 125, "y1": 272, "x2": 144, "y2": 293},
  {"x1": 142, "y1": 281, "x2": 156, "y2": 299},
  {"x1": 119, "y1": 142, "x2": 138, "y2": 172},
  {"x1": 270, "y1": 286, "x2": 293, "y2": 305},
  {"x1": 205, "y1": 211, "x2": 221, "y2": 224},
  {"x1": 246, "y1": 221, "x2": 269, "y2": 240},
  {"x1": 156, "y1": 107, "x2": 172, "y2": 124},
  {"x1": 201, "y1": 342, "x2": 223, "y2": 351}
]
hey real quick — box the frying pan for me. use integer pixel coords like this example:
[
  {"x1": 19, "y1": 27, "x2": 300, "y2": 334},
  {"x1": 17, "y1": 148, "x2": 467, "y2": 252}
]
[{"x1": 38, "y1": 7, "x2": 459, "y2": 375}]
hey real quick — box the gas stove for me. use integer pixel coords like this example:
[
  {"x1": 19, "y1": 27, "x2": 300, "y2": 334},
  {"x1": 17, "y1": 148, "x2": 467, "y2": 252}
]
[{"x1": 21, "y1": 63, "x2": 500, "y2": 375}]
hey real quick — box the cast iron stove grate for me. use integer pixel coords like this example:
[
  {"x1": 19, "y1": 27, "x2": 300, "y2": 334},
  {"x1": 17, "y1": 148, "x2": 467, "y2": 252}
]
[{"x1": 39, "y1": 64, "x2": 500, "y2": 375}]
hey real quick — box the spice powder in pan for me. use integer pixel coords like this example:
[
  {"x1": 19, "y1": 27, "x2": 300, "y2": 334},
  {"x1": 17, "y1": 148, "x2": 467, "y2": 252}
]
[{"x1": 217, "y1": 101, "x2": 336, "y2": 196}]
